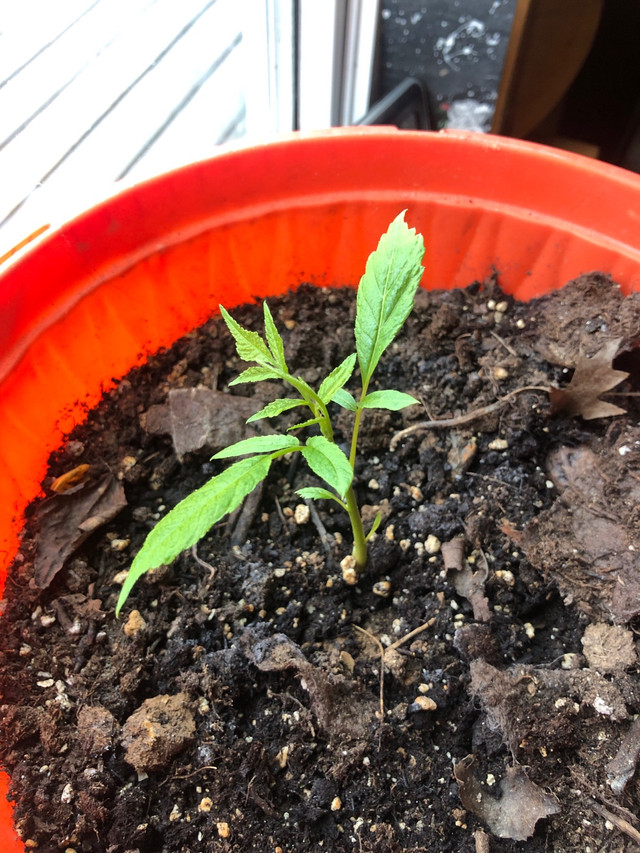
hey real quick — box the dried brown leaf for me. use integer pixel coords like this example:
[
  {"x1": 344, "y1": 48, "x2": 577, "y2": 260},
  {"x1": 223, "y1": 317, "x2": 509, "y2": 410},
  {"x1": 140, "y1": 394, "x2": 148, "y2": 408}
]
[
  {"x1": 442, "y1": 538, "x2": 491, "y2": 622},
  {"x1": 549, "y1": 338, "x2": 629, "y2": 420},
  {"x1": 35, "y1": 475, "x2": 127, "y2": 588},
  {"x1": 238, "y1": 628, "x2": 378, "y2": 743},
  {"x1": 607, "y1": 716, "x2": 640, "y2": 795},
  {"x1": 521, "y1": 441, "x2": 640, "y2": 623},
  {"x1": 455, "y1": 756, "x2": 560, "y2": 840}
]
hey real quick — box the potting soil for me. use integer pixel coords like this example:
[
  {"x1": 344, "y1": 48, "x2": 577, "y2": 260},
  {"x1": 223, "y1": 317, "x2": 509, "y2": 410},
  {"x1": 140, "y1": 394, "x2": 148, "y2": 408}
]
[{"x1": 1, "y1": 273, "x2": 639, "y2": 852}]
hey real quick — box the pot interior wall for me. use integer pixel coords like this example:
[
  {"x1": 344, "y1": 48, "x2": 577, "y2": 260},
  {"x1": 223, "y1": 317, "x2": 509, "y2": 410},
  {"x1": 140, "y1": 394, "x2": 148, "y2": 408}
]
[{"x1": 0, "y1": 129, "x2": 639, "y2": 849}]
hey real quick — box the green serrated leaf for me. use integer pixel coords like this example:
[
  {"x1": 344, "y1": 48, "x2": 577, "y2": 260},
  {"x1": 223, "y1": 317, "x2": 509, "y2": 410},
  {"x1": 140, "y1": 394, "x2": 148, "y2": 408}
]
[
  {"x1": 263, "y1": 301, "x2": 287, "y2": 371},
  {"x1": 331, "y1": 388, "x2": 357, "y2": 412},
  {"x1": 355, "y1": 212, "x2": 425, "y2": 384},
  {"x1": 219, "y1": 305, "x2": 273, "y2": 366},
  {"x1": 287, "y1": 375, "x2": 320, "y2": 407},
  {"x1": 116, "y1": 455, "x2": 271, "y2": 615},
  {"x1": 296, "y1": 486, "x2": 346, "y2": 507},
  {"x1": 246, "y1": 398, "x2": 305, "y2": 423},
  {"x1": 360, "y1": 389, "x2": 419, "y2": 411},
  {"x1": 300, "y1": 435, "x2": 353, "y2": 498},
  {"x1": 318, "y1": 353, "x2": 357, "y2": 404},
  {"x1": 229, "y1": 365, "x2": 283, "y2": 386},
  {"x1": 212, "y1": 434, "x2": 300, "y2": 459},
  {"x1": 287, "y1": 416, "x2": 322, "y2": 432}
]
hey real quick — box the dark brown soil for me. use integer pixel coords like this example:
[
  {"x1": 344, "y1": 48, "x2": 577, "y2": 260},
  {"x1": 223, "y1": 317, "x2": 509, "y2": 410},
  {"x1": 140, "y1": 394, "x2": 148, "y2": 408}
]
[{"x1": 1, "y1": 274, "x2": 640, "y2": 853}]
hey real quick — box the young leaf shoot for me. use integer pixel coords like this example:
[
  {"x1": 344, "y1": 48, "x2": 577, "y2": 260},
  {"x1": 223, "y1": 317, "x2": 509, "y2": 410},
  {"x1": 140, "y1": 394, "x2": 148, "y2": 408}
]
[{"x1": 116, "y1": 212, "x2": 425, "y2": 615}]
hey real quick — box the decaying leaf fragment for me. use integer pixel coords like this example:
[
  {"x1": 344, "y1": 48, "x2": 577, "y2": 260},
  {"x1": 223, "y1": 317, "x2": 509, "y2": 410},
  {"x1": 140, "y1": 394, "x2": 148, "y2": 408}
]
[
  {"x1": 520, "y1": 438, "x2": 640, "y2": 623},
  {"x1": 35, "y1": 474, "x2": 127, "y2": 589},
  {"x1": 442, "y1": 538, "x2": 491, "y2": 622},
  {"x1": 238, "y1": 627, "x2": 378, "y2": 743},
  {"x1": 454, "y1": 756, "x2": 560, "y2": 840},
  {"x1": 607, "y1": 716, "x2": 640, "y2": 795},
  {"x1": 549, "y1": 338, "x2": 629, "y2": 419}
]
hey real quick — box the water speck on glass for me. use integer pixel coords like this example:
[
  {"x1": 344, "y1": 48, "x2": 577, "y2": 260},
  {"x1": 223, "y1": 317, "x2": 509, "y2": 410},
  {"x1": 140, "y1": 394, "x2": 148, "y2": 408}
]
[
  {"x1": 486, "y1": 33, "x2": 500, "y2": 47},
  {"x1": 410, "y1": 11, "x2": 423, "y2": 25},
  {"x1": 395, "y1": 16, "x2": 407, "y2": 26},
  {"x1": 381, "y1": 8, "x2": 391, "y2": 20},
  {"x1": 435, "y1": 18, "x2": 486, "y2": 71}
]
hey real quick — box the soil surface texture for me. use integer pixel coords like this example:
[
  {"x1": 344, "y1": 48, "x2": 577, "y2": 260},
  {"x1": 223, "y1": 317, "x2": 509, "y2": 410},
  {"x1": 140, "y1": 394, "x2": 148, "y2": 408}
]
[{"x1": 1, "y1": 273, "x2": 640, "y2": 853}]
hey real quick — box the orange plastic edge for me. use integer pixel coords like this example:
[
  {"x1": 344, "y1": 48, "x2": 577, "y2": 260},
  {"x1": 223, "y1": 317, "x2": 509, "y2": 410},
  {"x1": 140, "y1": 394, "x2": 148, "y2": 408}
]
[{"x1": 0, "y1": 128, "x2": 639, "y2": 849}]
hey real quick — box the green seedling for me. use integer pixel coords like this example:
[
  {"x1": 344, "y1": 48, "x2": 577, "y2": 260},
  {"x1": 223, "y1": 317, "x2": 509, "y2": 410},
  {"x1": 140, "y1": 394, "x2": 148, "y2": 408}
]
[{"x1": 116, "y1": 212, "x2": 425, "y2": 615}]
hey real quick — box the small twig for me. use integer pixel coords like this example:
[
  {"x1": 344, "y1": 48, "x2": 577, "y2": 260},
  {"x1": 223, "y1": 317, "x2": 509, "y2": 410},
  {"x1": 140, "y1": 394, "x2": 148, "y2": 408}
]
[
  {"x1": 274, "y1": 497, "x2": 291, "y2": 538},
  {"x1": 589, "y1": 800, "x2": 640, "y2": 845},
  {"x1": 386, "y1": 617, "x2": 436, "y2": 653},
  {"x1": 569, "y1": 766, "x2": 640, "y2": 827},
  {"x1": 51, "y1": 598, "x2": 74, "y2": 632},
  {"x1": 490, "y1": 329, "x2": 518, "y2": 357},
  {"x1": 73, "y1": 620, "x2": 97, "y2": 673},
  {"x1": 267, "y1": 688, "x2": 316, "y2": 737},
  {"x1": 163, "y1": 765, "x2": 219, "y2": 784},
  {"x1": 390, "y1": 385, "x2": 549, "y2": 450},
  {"x1": 191, "y1": 544, "x2": 216, "y2": 580},
  {"x1": 354, "y1": 618, "x2": 437, "y2": 721},
  {"x1": 231, "y1": 482, "x2": 264, "y2": 547},
  {"x1": 466, "y1": 470, "x2": 518, "y2": 490}
]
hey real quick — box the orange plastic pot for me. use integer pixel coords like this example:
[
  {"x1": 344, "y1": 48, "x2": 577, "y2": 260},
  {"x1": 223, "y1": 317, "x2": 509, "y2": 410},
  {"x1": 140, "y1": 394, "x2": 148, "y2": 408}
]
[{"x1": 1, "y1": 127, "x2": 639, "y2": 848}]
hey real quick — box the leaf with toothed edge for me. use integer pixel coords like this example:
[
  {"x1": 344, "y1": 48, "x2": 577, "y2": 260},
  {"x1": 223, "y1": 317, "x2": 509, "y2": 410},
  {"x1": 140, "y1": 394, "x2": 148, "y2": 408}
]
[
  {"x1": 247, "y1": 398, "x2": 306, "y2": 422},
  {"x1": 116, "y1": 455, "x2": 271, "y2": 615},
  {"x1": 360, "y1": 389, "x2": 419, "y2": 411},
  {"x1": 219, "y1": 305, "x2": 273, "y2": 365},
  {"x1": 212, "y1": 435, "x2": 300, "y2": 459},
  {"x1": 229, "y1": 366, "x2": 284, "y2": 385},
  {"x1": 332, "y1": 388, "x2": 357, "y2": 412},
  {"x1": 300, "y1": 436, "x2": 353, "y2": 499},
  {"x1": 263, "y1": 301, "x2": 287, "y2": 370},
  {"x1": 318, "y1": 353, "x2": 357, "y2": 404},
  {"x1": 355, "y1": 212, "x2": 425, "y2": 384},
  {"x1": 296, "y1": 486, "x2": 344, "y2": 505}
]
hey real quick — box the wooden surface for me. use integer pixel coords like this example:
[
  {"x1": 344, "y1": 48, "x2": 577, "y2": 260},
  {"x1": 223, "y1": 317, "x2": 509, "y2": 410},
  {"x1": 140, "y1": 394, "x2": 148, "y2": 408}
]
[
  {"x1": 492, "y1": 0, "x2": 603, "y2": 138},
  {"x1": 0, "y1": 0, "x2": 246, "y2": 258}
]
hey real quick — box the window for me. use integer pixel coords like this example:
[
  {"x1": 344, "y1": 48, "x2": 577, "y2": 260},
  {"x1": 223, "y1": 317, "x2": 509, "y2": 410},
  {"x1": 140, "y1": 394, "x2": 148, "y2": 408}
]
[{"x1": 0, "y1": 0, "x2": 379, "y2": 259}]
